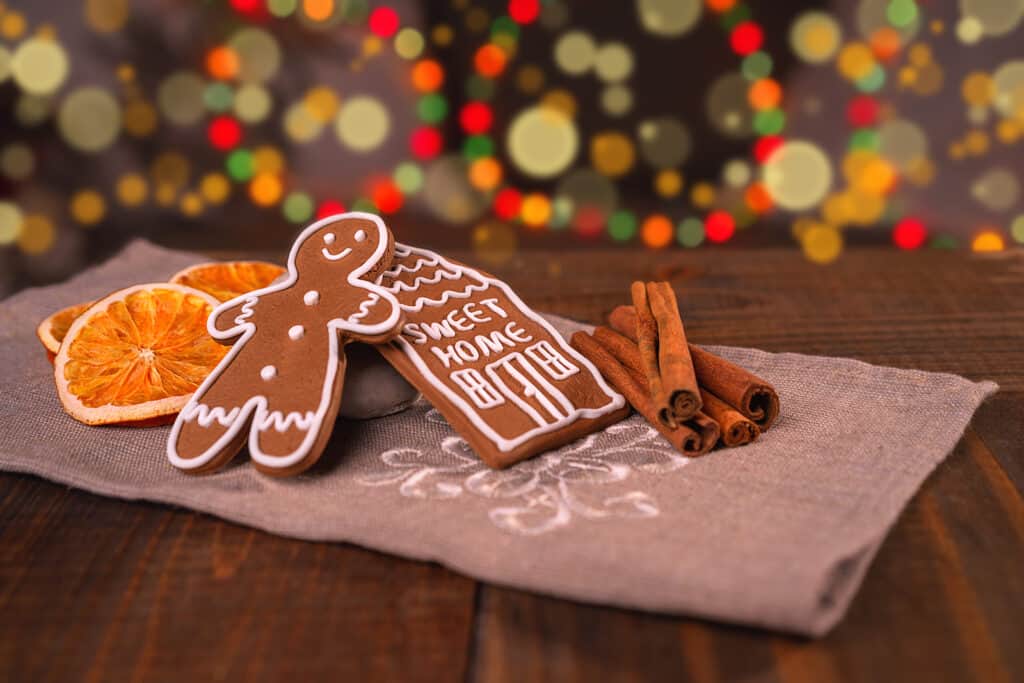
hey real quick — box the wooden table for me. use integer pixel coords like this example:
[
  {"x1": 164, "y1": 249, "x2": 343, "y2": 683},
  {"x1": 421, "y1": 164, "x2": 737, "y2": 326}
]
[{"x1": 3, "y1": 248, "x2": 1023, "y2": 682}]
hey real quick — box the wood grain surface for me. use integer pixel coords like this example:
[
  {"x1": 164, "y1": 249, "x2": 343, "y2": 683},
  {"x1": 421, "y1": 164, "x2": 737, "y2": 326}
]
[{"x1": 2, "y1": 248, "x2": 1022, "y2": 682}]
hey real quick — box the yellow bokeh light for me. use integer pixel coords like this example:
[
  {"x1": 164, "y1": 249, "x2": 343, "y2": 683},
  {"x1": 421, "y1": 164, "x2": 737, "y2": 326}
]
[
  {"x1": 70, "y1": 189, "x2": 106, "y2": 226},
  {"x1": 335, "y1": 95, "x2": 390, "y2": 152},
  {"x1": 1, "y1": 11, "x2": 27, "y2": 40},
  {"x1": 520, "y1": 193, "x2": 552, "y2": 228},
  {"x1": 11, "y1": 38, "x2": 69, "y2": 95},
  {"x1": 200, "y1": 172, "x2": 231, "y2": 205},
  {"x1": 116, "y1": 173, "x2": 148, "y2": 207},
  {"x1": 303, "y1": 0, "x2": 334, "y2": 23},
  {"x1": 253, "y1": 146, "x2": 285, "y2": 174},
  {"x1": 151, "y1": 151, "x2": 189, "y2": 188},
  {"x1": 468, "y1": 157, "x2": 503, "y2": 191},
  {"x1": 57, "y1": 87, "x2": 122, "y2": 153},
  {"x1": 654, "y1": 169, "x2": 683, "y2": 198},
  {"x1": 962, "y1": 71, "x2": 994, "y2": 106},
  {"x1": 18, "y1": 213, "x2": 56, "y2": 254},
  {"x1": 506, "y1": 104, "x2": 579, "y2": 179},
  {"x1": 303, "y1": 86, "x2": 339, "y2": 123},
  {"x1": 763, "y1": 140, "x2": 834, "y2": 211},
  {"x1": 691, "y1": 182, "x2": 715, "y2": 209},
  {"x1": 590, "y1": 131, "x2": 635, "y2": 177},
  {"x1": 85, "y1": 0, "x2": 129, "y2": 34},
  {"x1": 0, "y1": 201, "x2": 24, "y2": 245},
  {"x1": 790, "y1": 11, "x2": 842, "y2": 64},
  {"x1": 432, "y1": 24, "x2": 454, "y2": 46},
  {"x1": 972, "y1": 230, "x2": 1005, "y2": 252},
  {"x1": 802, "y1": 223, "x2": 843, "y2": 264},
  {"x1": 837, "y1": 42, "x2": 875, "y2": 81},
  {"x1": 123, "y1": 100, "x2": 158, "y2": 138},
  {"x1": 997, "y1": 118, "x2": 1021, "y2": 144},
  {"x1": 964, "y1": 129, "x2": 990, "y2": 155},
  {"x1": 180, "y1": 191, "x2": 203, "y2": 217},
  {"x1": 154, "y1": 182, "x2": 177, "y2": 207},
  {"x1": 249, "y1": 173, "x2": 283, "y2": 206}
]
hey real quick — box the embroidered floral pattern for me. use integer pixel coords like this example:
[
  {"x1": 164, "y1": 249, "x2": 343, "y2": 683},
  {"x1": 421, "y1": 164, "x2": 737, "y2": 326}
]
[{"x1": 357, "y1": 402, "x2": 690, "y2": 535}]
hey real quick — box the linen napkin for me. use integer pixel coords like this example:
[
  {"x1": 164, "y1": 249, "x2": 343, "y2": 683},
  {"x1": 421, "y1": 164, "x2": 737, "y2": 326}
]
[{"x1": 0, "y1": 241, "x2": 997, "y2": 636}]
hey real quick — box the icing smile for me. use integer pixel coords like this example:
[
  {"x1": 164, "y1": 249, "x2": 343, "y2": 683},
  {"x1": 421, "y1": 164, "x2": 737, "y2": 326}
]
[{"x1": 322, "y1": 246, "x2": 352, "y2": 261}]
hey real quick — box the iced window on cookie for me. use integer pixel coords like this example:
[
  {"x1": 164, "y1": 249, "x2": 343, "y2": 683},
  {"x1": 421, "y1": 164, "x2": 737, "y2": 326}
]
[
  {"x1": 451, "y1": 368, "x2": 505, "y2": 409},
  {"x1": 525, "y1": 340, "x2": 579, "y2": 381}
]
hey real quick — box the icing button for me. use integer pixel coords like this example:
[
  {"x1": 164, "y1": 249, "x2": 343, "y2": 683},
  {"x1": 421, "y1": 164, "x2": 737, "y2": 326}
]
[
  {"x1": 288, "y1": 325, "x2": 305, "y2": 340},
  {"x1": 304, "y1": 290, "x2": 319, "y2": 306},
  {"x1": 260, "y1": 365, "x2": 277, "y2": 381}
]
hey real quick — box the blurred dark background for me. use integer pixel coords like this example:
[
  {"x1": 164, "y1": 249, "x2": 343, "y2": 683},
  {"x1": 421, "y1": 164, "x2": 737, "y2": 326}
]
[{"x1": 1, "y1": 0, "x2": 1022, "y2": 296}]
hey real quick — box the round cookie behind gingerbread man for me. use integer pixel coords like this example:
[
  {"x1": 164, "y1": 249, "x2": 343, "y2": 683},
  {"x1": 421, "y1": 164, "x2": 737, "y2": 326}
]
[{"x1": 167, "y1": 212, "x2": 404, "y2": 476}]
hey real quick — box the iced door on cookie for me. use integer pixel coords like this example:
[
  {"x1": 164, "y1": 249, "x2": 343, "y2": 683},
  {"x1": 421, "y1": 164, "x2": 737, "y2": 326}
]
[{"x1": 376, "y1": 244, "x2": 628, "y2": 468}]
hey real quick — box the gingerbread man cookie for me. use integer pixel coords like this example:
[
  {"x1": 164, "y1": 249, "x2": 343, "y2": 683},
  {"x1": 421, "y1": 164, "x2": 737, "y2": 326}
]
[
  {"x1": 167, "y1": 212, "x2": 403, "y2": 476},
  {"x1": 376, "y1": 244, "x2": 628, "y2": 468}
]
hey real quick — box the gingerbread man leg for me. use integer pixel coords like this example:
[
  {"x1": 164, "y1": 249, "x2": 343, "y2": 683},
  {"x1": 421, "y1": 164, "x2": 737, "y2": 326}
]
[
  {"x1": 247, "y1": 332, "x2": 346, "y2": 476},
  {"x1": 167, "y1": 343, "x2": 260, "y2": 474}
]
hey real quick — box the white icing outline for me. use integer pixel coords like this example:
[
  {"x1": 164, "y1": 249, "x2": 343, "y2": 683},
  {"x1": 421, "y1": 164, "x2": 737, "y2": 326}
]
[
  {"x1": 168, "y1": 212, "x2": 402, "y2": 472},
  {"x1": 381, "y1": 243, "x2": 625, "y2": 453}
]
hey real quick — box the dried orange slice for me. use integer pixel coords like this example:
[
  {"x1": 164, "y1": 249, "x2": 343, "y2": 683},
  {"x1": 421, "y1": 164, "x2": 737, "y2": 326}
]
[
  {"x1": 37, "y1": 301, "x2": 95, "y2": 356},
  {"x1": 169, "y1": 260, "x2": 285, "y2": 302},
  {"x1": 54, "y1": 283, "x2": 227, "y2": 425}
]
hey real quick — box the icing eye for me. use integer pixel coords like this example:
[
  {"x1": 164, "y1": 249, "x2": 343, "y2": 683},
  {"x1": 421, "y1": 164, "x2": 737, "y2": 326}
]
[
  {"x1": 323, "y1": 232, "x2": 336, "y2": 245},
  {"x1": 354, "y1": 229, "x2": 366, "y2": 243}
]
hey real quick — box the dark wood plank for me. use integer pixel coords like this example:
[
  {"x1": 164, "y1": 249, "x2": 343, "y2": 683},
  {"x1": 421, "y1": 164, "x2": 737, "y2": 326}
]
[
  {"x1": 0, "y1": 474, "x2": 477, "y2": 683},
  {"x1": 970, "y1": 392, "x2": 1024, "y2": 495}
]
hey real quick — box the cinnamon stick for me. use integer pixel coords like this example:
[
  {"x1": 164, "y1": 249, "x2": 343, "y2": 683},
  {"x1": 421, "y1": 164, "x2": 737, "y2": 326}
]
[
  {"x1": 630, "y1": 282, "x2": 701, "y2": 427},
  {"x1": 608, "y1": 305, "x2": 780, "y2": 430},
  {"x1": 596, "y1": 325, "x2": 758, "y2": 449},
  {"x1": 570, "y1": 331, "x2": 718, "y2": 457},
  {"x1": 700, "y1": 389, "x2": 759, "y2": 447}
]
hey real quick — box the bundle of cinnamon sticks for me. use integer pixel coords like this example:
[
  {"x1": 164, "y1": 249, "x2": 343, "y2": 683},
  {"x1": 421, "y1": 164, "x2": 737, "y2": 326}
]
[{"x1": 570, "y1": 281, "x2": 780, "y2": 457}]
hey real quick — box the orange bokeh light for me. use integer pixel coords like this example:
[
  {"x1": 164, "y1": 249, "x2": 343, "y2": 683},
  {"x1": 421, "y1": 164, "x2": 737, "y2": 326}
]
[
  {"x1": 411, "y1": 59, "x2": 444, "y2": 92},
  {"x1": 206, "y1": 46, "x2": 239, "y2": 80},
  {"x1": 641, "y1": 214, "x2": 673, "y2": 248},
  {"x1": 474, "y1": 44, "x2": 507, "y2": 78}
]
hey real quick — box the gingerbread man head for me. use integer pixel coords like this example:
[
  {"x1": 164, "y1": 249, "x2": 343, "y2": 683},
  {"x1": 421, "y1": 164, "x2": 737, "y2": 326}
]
[{"x1": 291, "y1": 212, "x2": 392, "y2": 286}]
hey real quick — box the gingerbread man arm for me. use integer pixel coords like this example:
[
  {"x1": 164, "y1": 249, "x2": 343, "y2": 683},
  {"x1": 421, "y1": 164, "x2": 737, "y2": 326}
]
[
  {"x1": 207, "y1": 294, "x2": 259, "y2": 340},
  {"x1": 331, "y1": 283, "x2": 403, "y2": 344}
]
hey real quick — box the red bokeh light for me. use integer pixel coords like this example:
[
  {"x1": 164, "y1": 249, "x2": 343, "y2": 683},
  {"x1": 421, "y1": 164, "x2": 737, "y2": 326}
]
[
  {"x1": 753, "y1": 135, "x2": 784, "y2": 163},
  {"x1": 208, "y1": 116, "x2": 242, "y2": 150},
  {"x1": 368, "y1": 6, "x2": 400, "y2": 38},
  {"x1": 493, "y1": 188, "x2": 522, "y2": 220},
  {"x1": 409, "y1": 126, "x2": 443, "y2": 160},
  {"x1": 372, "y1": 179, "x2": 403, "y2": 214},
  {"x1": 229, "y1": 0, "x2": 265, "y2": 18},
  {"x1": 459, "y1": 102, "x2": 493, "y2": 135},
  {"x1": 893, "y1": 218, "x2": 927, "y2": 250},
  {"x1": 730, "y1": 21, "x2": 763, "y2": 56},
  {"x1": 573, "y1": 206, "x2": 606, "y2": 239},
  {"x1": 846, "y1": 95, "x2": 879, "y2": 128},
  {"x1": 316, "y1": 200, "x2": 346, "y2": 219},
  {"x1": 705, "y1": 211, "x2": 736, "y2": 243},
  {"x1": 508, "y1": 0, "x2": 540, "y2": 24}
]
